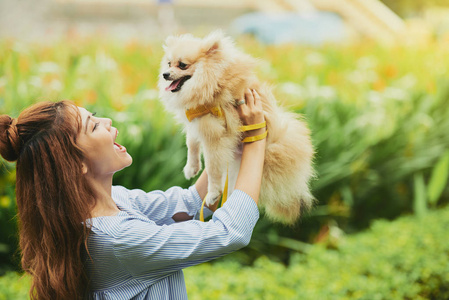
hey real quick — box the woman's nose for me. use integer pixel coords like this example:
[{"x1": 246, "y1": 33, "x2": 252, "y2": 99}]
[{"x1": 104, "y1": 118, "x2": 112, "y2": 130}]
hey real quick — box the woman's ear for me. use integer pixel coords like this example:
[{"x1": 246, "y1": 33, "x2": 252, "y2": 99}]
[{"x1": 81, "y1": 163, "x2": 88, "y2": 175}]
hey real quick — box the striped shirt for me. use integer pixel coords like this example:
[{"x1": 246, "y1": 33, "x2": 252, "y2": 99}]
[{"x1": 85, "y1": 185, "x2": 259, "y2": 299}]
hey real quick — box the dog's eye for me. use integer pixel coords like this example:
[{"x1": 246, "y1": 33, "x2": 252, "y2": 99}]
[
  {"x1": 168, "y1": 62, "x2": 171, "y2": 67},
  {"x1": 178, "y1": 62, "x2": 188, "y2": 70}
]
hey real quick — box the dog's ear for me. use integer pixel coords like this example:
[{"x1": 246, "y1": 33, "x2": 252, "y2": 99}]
[
  {"x1": 163, "y1": 35, "x2": 176, "y2": 50},
  {"x1": 202, "y1": 30, "x2": 225, "y2": 55}
]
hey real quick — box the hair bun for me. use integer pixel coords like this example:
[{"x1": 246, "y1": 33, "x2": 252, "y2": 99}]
[{"x1": 0, "y1": 115, "x2": 20, "y2": 161}]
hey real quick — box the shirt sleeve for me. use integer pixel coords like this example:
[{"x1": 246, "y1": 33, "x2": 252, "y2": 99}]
[
  {"x1": 112, "y1": 185, "x2": 211, "y2": 225},
  {"x1": 112, "y1": 190, "x2": 259, "y2": 278}
]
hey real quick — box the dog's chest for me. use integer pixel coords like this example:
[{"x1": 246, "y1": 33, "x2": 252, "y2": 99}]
[{"x1": 185, "y1": 115, "x2": 228, "y2": 142}]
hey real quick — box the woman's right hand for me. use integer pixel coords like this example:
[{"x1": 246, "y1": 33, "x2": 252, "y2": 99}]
[
  {"x1": 233, "y1": 88, "x2": 267, "y2": 204},
  {"x1": 235, "y1": 89, "x2": 266, "y2": 140},
  {"x1": 236, "y1": 89, "x2": 265, "y2": 125}
]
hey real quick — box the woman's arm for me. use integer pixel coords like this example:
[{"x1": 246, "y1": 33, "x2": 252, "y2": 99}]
[
  {"x1": 194, "y1": 169, "x2": 208, "y2": 200},
  {"x1": 194, "y1": 88, "x2": 266, "y2": 206},
  {"x1": 234, "y1": 89, "x2": 266, "y2": 203},
  {"x1": 112, "y1": 185, "x2": 203, "y2": 224},
  {"x1": 112, "y1": 189, "x2": 259, "y2": 278}
]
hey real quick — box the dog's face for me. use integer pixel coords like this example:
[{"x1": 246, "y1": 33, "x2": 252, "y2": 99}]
[
  {"x1": 160, "y1": 35, "x2": 202, "y2": 93},
  {"x1": 162, "y1": 60, "x2": 193, "y2": 93},
  {"x1": 159, "y1": 31, "x2": 230, "y2": 107},
  {"x1": 159, "y1": 31, "x2": 256, "y2": 109}
]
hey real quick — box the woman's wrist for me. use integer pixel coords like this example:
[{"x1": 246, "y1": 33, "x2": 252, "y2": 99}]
[
  {"x1": 236, "y1": 138, "x2": 266, "y2": 203},
  {"x1": 234, "y1": 88, "x2": 266, "y2": 203},
  {"x1": 242, "y1": 135, "x2": 267, "y2": 149},
  {"x1": 242, "y1": 127, "x2": 266, "y2": 139}
]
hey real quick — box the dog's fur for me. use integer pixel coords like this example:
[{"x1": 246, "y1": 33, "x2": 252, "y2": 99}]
[{"x1": 158, "y1": 31, "x2": 315, "y2": 224}]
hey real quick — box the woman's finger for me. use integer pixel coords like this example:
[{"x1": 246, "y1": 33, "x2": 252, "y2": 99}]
[
  {"x1": 235, "y1": 96, "x2": 244, "y2": 107},
  {"x1": 235, "y1": 95, "x2": 246, "y2": 115},
  {"x1": 252, "y1": 89, "x2": 262, "y2": 108},
  {"x1": 244, "y1": 88, "x2": 254, "y2": 107}
]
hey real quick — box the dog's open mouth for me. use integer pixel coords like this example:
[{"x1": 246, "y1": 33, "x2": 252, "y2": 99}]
[{"x1": 165, "y1": 76, "x2": 192, "y2": 93}]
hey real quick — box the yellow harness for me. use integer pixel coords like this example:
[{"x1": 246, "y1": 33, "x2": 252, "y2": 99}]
[
  {"x1": 185, "y1": 105, "x2": 267, "y2": 221},
  {"x1": 185, "y1": 106, "x2": 223, "y2": 122}
]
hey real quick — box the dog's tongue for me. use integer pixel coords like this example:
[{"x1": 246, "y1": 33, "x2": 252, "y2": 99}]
[{"x1": 165, "y1": 79, "x2": 182, "y2": 91}]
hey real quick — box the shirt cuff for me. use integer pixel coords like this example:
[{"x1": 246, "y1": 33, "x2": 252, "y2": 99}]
[
  {"x1": 211, "y1": 189, "x2": 260, "y2": 238},
  {"x1": 190, "y1": 187, "x2": 259, "y2": 222},
  {"x1": 220, "y1": 189, "x2": 260, "y2": 221}
]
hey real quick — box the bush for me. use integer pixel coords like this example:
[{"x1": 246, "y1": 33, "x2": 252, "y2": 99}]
[
  {"x1": 0, "y1": 272, "x2": 30, "y2": 300},
  {"x1": 184, "y1": 206, "x2": 449, "y2": 299},
  {"x1": 2, "y1": 205, "x2": 448, "y2": 299},
  {"x1": 0, "y1": 162, "x2": 19, "y2": 273},
  {"x1": 242, "y1": 41, "x2": 449, "y2": 262},
  {"x1": 2, "y1": 38, "x2": 449, "y2": 268}
]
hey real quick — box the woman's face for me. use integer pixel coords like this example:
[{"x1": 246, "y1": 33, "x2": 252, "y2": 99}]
[{"x1": 76, "y1": 107, "x2": 132, "y2": 178}]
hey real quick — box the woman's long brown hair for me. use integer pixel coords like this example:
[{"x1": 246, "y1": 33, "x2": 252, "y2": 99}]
[{"x1": 0, "y1": 101, "x2": 96, "y2": 299}]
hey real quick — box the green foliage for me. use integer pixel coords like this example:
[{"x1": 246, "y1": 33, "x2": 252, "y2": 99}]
[
  {"x1": 413, "y1": 173, "x2": 428, "y2": 217},
  {"x1": 0, "y1": 162, "x2": 19, "y2": 273},
  {"x1": 381, "y1": 0, "x2": 449, "y2": 16},
  {"x1": 184, "y1": 206, "x2": 449, "y2": 300},
  {"x1": 0, "y1": 39, "x2": 194, "y2": 270},
  {"x1": 2, "y1": 205, "x2": 448, "y2": 299},
  {"x1": 1, "y1": 38, "x2": 449, "y2": 269},
  {"x1": 427, "y1": 150, "x2": 449, "y2": 206},
  {"x1": 107, "y1": 98, "x2": 192, "y2": 192},
  {"x1": 241, "y1": 41, "x2": 449, "y2": 261},
  {"x1": 0, "y1": 272, "x2": 30, "y2": 300}
]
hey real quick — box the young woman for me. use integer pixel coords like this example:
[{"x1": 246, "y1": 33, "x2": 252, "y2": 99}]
[{"x1": 0, "y1": 89, "x2": 266, "y2": 299}]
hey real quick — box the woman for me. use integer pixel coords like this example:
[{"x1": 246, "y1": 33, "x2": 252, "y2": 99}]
[{"x1": 0, "y1": 88, "x2": 266, "y2": 299}]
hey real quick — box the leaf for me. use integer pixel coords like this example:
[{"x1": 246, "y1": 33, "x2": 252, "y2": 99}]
[
  {"x1": 413, "y1": 173, "x2": 427, "y2": 217},
  {"x1": 0, "y1": 243, "x2": 9, "y2": 254},
  {"x1": 427, "y1": 150, "x2": 449, "y2": 206}
]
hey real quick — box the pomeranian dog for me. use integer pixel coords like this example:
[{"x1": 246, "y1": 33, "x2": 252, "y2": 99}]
[{"x1": 158, "y1": 31, "x2": 315, "y2": 224}]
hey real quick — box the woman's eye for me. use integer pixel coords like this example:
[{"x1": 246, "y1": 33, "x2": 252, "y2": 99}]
[
  {"x1": 178, "y1": 62, "x2": 188, "y2": 70},
  {"x1": 93, "y1": 122, "x2": 100, "y2": 132}
]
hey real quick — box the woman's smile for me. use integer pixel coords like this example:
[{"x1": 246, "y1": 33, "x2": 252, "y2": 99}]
[
  {"x1": 77, "y1": 107, "x2": 132, "y2": 178},
  {"x1": 113, "y1": 129, "x2": 127, "y2": 152}
]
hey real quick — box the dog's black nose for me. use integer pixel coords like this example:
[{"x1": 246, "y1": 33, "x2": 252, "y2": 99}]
[{"x1": 163, "y1": 72, "x2": 171, "y2": 80}]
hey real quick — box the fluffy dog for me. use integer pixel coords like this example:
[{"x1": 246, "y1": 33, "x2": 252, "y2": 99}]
[{"x1": 158, "y1": 31, "x2": 315, "y2": 224}]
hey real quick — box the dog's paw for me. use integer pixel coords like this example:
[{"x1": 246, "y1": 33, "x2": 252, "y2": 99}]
[
  {"x1": 205, "y1": 190, "x2": 222, "y2": 206},
  {"x1": 183, "y1": 163, "x2": 201, "y2": 179}
]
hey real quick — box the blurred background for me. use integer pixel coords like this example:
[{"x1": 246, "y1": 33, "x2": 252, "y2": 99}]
[{"x1": 1, "y1": 0, "x2": 449, "y2": 299}]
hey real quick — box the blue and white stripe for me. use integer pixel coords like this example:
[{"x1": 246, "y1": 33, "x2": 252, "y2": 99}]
[{"x1": 85, "y1": 185, "x2": 259, "y2": 299}]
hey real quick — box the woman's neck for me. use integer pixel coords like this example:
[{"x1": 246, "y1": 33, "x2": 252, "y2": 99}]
[{"x1": 88, "y1": 174, "x2": 120, "y2": 218}]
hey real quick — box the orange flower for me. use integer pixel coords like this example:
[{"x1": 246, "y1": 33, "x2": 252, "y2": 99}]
[
  {"x1": 111, "y1": 97, "x2": 126, "y2": 111},
  {"x1": 19, "y1": 57, "x2": 30, "y2": 72},
  {"x1": 384, "y1": 64, "x2": 398, "y2": 79},
  {"x1": 372, "y1": 78, "x2": 386, "y2": 91},
  {"x1": 42, "y1": 74, "x2": 53, "y2": 85},
  {"x1": 327, "y1": 71, "x2": 340, "y2": 86},
  {"x1": 427, "y1": 81, "x2": 436, "y2": 95},
  {"x1": 85, "y1": 90, "x2": 97, "y2": 104}
]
